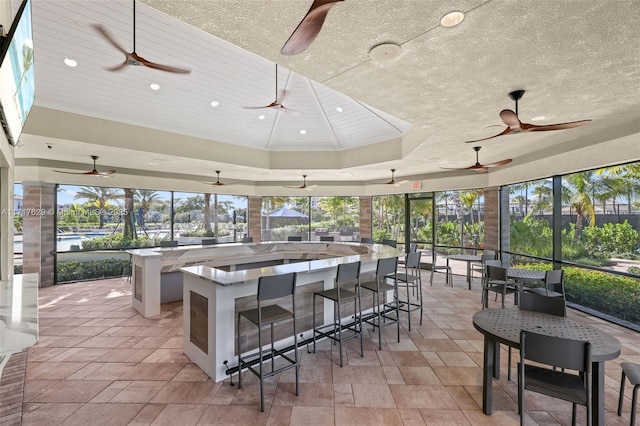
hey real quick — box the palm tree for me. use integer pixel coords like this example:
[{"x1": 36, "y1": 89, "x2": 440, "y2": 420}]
[
  {"x1": 74, "y1": 186, "x2": 120, "y2": 228},
  {"x1": 563, "y1": 172, "x2": 596, "y2": 242},
  {"x1": 122, "y1": 188, "x2": 136, "y2": 240}
]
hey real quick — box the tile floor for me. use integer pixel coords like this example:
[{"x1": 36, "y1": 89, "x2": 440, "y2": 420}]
[{"x1": 10, "y1": 273, "x2": 640, "y2": 425}]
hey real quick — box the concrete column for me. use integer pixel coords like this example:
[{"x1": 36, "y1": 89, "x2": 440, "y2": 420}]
[
  {"x1": 248, "y1": 196, "x2": 262, "y2": 242},
  {"x1": 483, "y1": 187, "x2": 500, "y2": 252},
  {"x1": 22, "y1": 182, "x2": 56, "y2": 287},
  {"x1": 359, "y1": 197, "x2": 372, "y2": 239}
]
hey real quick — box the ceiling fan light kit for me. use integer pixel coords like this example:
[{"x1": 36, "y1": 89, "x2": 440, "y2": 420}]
[{"x1": 465, "y1": 89, "x2": 591, "y2": 143}]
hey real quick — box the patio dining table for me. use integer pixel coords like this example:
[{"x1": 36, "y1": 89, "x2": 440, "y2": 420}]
[
  {"x1": 472, "y1": 308, "x2": 621, "y2": 426},
  {"x1": 446, "y1": 254, "x2": 482, "y2": 289}
]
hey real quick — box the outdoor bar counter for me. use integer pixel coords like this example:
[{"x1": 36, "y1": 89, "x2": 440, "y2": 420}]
[
  {"x1": 128, "y1": 241, "x2": 393, "y2": 317},
  {"x1": 178, "y1": 242, "x2": 402, "y2": 382}
]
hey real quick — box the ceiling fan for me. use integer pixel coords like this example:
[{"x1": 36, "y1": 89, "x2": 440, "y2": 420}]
[
  {"x1": 369, "y1": 169, "x2": 409, "y2": 186},
  {"x1": 284, "y1": 175, "x2": 317, "y2": 190},
  {"x1": 200, "y1": 171, "x2": 237, "y2": 187},
  {"x1": 281, "y1": 0, "x2": 344, "y2": 55},
  {"x1": 92, "y1": 0, "x2": 191, "y2": 74},
  {"x1": 440, "y1": 146, "x2": 512, "y2": 173},
  {"x1": 466, "y1": 90, "x2": 591, "y2": 143},
  {"x1": 243, "y1": 64, "x2": 302, "y2": 115},
  {"x1": 53, "y1": 155, "x2": 116, "y2": 177}
]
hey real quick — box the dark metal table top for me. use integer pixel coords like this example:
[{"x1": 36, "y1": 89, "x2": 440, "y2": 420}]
[
  {"x1": 472, "y1": 309, "x2": 621, "y2": 362},
  {"x1": 447, "y1": 254, "x2": 482, "y2": 262},
  {"x1": 507, "y1": 267, "x2": 545, "y2": 282}
]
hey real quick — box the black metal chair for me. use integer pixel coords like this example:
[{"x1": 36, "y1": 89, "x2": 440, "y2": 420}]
[
  {"x1": 201, "y1": 238, "x2": 217, "y2": 245},
  {"x1": 312, "y1": 261, "x2": 363, "y2": 367},
  {"x1": 482, "y1": 264, "x2": 517, "y2": 309},
  {"x1": 237, "y1": 272, "x2": 299, "y2": 412},
  {"x1": 360, "y1": 237, "x2": 374, "y2": 244},
  {"x1": 519, "y1": 291, "x2": 567, "y2": 317},
  {"x1": 382, "y1": 239, "x2": 397, "y2": 248},
  {"x1": 159, "y1": 240, "x2": 178, "y2": 248},
  {"x1": 396, "y1": 251, "x2": 423, "y2": 331},
  {"x1": 618, "y1": 361, "x2": 640, "y2": 426},
  {"x1": 320, "y1": 236, "x2": 334, "y2": 242},
  {"x1": 242, "y1": 236, "x2": 254, "y2": 243},
  {"x1": 518, "y1": 330, "x2": 591, "y2": 426},
  {"x1": 509, "y1": 291, "x2": 567, "y2": 381},
  {"x1": 359, "y1": 257, "x2": 400, "y2": 350},
  {"x1": 525, "y1": 269, "x2": 565, "y2": 299},
  {"x1": 471, "y1": 250, "x2": 497, "y2": 283},
  {"x1": 429, "y1": 252, "x2": 453, "y2": 286},
  {"x1": 287, "y1": 236, "x2": 302, "y2": 241}
]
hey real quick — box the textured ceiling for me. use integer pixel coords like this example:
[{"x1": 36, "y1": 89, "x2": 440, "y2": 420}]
[{"x1": 11, "y1": 0, "x2": 640, "y2": 189}]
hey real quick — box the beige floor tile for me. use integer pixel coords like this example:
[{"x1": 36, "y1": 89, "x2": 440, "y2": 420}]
[
  {"x1": 289, "y1": 406, "x2": 335, "y2": 425},
  {"x1": 197, "y1": 404, "x2": 269, "y2": 425},
  {"x1": 29, "y1": 380, "x2": 112, "y2": 403},
  {"x1": 10, "y1": 276, "x2": 638, "y2": 426},
  {"x1": 334, "y1": 406, "x2": 403, "y2": 425},
  {"x1": 110, "y1": 380, "x2": 168, "y2": 403},
  {"x1": 150, "y1": 404, "x2": 207, "y2": 425},
  {"x1": 21, "y1": 402, "x2": 83, "y2": 426},
  {"x1": 389, "y1": 384, "x2": 459, "y2": 409},
  {"x1": 150, "y1": 381, "x2": 221, "y2": 404},
  {"x1": 59, "y1": 402, "x2": 144, "y2": 426},
  {"x1": 128, "y1": 403, "x2": 166, "y2": 426},
  {"x1": 352, "y1": 383, "x2": 396, "y2": 408}
]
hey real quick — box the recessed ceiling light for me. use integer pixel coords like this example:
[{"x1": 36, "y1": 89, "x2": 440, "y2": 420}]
[
  {"x1": 258, "y1": 114, "x2": 266, "y2": 120},
  {"x1": 369, "y1": 42, "x2": 403, "y2": 62},
  {"x1": 64, "y1": 58, "x2": 77, "y2": 67},
  {"x1": 300, "y1": 130, "x2": 306, "y2": 135},
  {"x1": 150, "y1": 83, "x2": 160, "y2": 91},
  {"x1": 531, "y1": 116, "x2": 546, "y2": 121},
  {"x1": 336, "y1": 107, "x2": 343, "y2": 112},
  {"x1": 440, "y1": 11, "x2": 465, "y2": 28},
  {"x1": 210, "y1": 101, "x2": 219, "y2": 107}
]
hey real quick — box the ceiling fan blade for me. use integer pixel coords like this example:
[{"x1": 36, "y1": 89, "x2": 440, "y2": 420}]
[
  {"x1": 94, "y1": 169, "x2": 117, "y2": 176},
  {"x1": 482, "y1": 158, "x2": 513, "y2": 168},
  {"x1": 136, "y1": 55, "x2": 191, "y2": 74},
  {"x1": 243, "y1": 103, "x2": 277, "y2": 109},
  {"x1": 522, "y1": 119, "x2": 592, "y2": 132},
  {"x1": 281, "y1": 0, "x2": 343, "y2": 55},
  {"x1": 105, "y1": 60, "x2": 129, "y2": 72},
  {"x1": 92, "y1": 24, "x2": 129, "y2": 55},
  {"x1": 465, "y1": 126, "x2": 511, "y2": 143}
]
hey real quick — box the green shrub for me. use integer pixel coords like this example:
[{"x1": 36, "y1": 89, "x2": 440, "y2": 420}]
[
  {"x1": 373, "y1": 229, "x2": 392, "y2": 242},
  {"x1": 628, "y1": 266, "x2": 640, "y2": 275},
  {"x1": 181, "y1": 229, "x2": 215, "y2": 237},
  {"x1": 57, "y1": 258, "x2": 130, "y2": 283},
  {"x1": 583, "y1": 221, "x2": 640, "y2": 258},
  {"x1": 80, "y1": 234, "x2": 156, "y2": 250}
]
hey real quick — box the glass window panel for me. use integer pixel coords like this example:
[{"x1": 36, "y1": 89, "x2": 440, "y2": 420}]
[
  {"x1": 372, "y1": 194, "x2": 405, "y2": 244},
  {"x1": 507, "y1": 178, "x2": 553, "y2": 261},
  {"x1": 311, "y1": 196, "x2": 359, "y2": 241},
  {"x1": 261, "y1": 196, "x2": 310, "y2": 241}
]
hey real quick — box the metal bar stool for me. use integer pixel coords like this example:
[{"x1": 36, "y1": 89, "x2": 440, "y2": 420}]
[
  {"x1": 396, "y1": 251, "x2": 423, "y2": 331},
  {"x1": 359, "y1": 257, "x2": 400, "y2": 350},
  {"x1": 312, "y1": 261, "x2": 363, "y2": 367},
  {"x1": 237, "y1": 272, "x2": 299, "y2": 412}
]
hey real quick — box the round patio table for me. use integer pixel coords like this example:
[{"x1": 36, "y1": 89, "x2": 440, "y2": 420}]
[{"x1": 472, "y1": 308, "x2": 621, "y2": 426}]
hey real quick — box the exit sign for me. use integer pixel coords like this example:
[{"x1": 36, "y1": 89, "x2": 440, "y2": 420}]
[{"x1": 412, "y1": 182, "x2": 422, "y2": 190}]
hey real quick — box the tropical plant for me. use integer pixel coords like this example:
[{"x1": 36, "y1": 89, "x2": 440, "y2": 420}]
[{"x1": 73, "y1": 186, "x2": 121, "y2": 228}]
